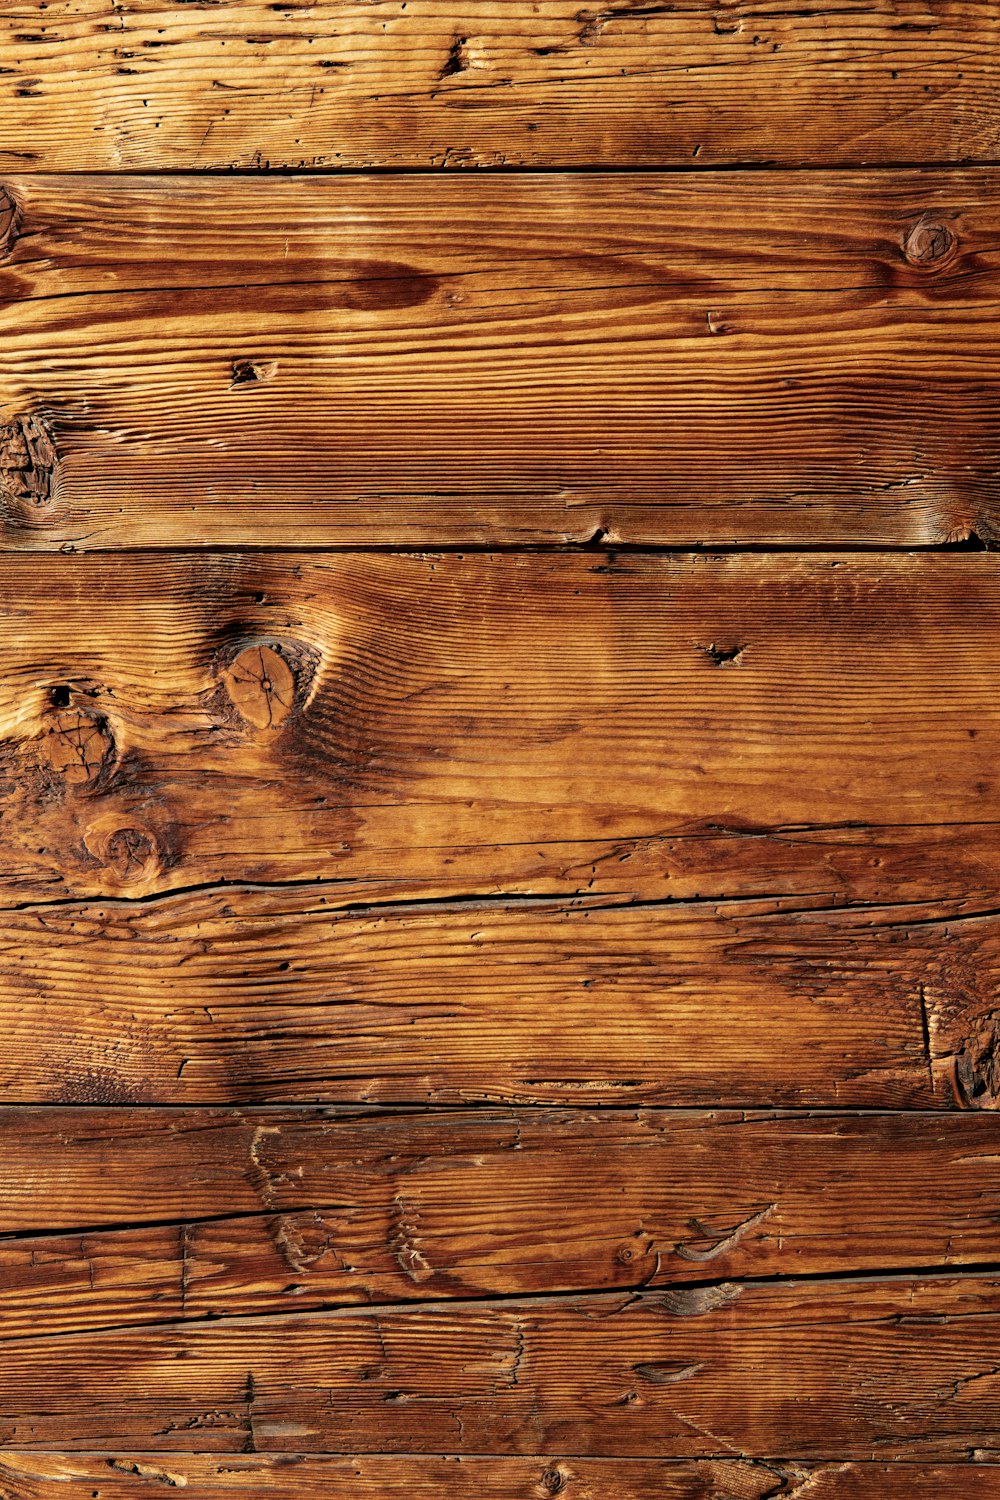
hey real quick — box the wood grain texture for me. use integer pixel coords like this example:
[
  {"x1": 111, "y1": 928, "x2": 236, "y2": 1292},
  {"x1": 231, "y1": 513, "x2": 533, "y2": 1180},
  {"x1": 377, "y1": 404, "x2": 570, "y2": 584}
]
[
  {"x1": 2, "y1": 171, "x2": 1000, "y2": 547},
  {"x1": 0, "y1": 550, "x2": 998, "y2": 900},
  {"x1": 0, "y1": 1275, "x2": 998, "y2": 1455},
  {"x1": 3, "y1": 2, "x2": 997, "y2": 1493},
  {"x1": 5, "y1": 887, "x2": 1000, "y2": 1107},
  {"x1": 2, "y1": 1454, "x2": 998, "y2": 1499},
  {"x1": 3, "y1": 1108, "x2": 999, "y2": 1336},
  {"x1": 0, "y1": 0, "x2": 995, "y2": 170},
  {"x1": 0, "y1": 551, "x2": 995, "y2": 1103}
]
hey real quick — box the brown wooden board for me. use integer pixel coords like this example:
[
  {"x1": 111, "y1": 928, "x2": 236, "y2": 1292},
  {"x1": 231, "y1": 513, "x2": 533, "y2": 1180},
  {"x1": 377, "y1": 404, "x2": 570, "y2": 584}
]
[
  {"x1": 0, "y1": 1275, "x2": 998, "y2": 1456},
  {"x1": 0, "y1": 551, "x2": 998, "y2": 901},
  {"x1": 1, "y1": 1454, "x2": 997, "y2": 1499},
  {"x1": 2, "y1": 1109, "x2": 999, "y2": 1336},
  {"x1": 0, "y1": 1, "x2": 995, "y2": 171},
  {"x1": 2, "y1": 172, "x2": 1000, "y2": 548},
  {"x1": 4, "y1": 888, "x2": 1000, "y2": 1107},
  {"x1": 0, "y1": 552, "x2": 996, "y2": 1103},
  {"x1": 9, "y1": 553, "x2": 1000, "y2": 915}
]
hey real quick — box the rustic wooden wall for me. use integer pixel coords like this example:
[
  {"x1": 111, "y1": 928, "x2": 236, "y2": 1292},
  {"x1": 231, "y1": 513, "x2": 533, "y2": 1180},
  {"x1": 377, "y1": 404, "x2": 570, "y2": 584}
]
[{"x1": 0, "y1": 1, "x2": 999, "y2": 1496}]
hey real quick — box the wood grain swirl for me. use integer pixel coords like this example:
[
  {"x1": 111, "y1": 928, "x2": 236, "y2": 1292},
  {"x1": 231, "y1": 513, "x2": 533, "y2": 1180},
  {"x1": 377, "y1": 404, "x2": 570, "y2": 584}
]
[
  {"x1": 0, "y1": 555, "x2": 993, "y2": 1101},
  {"x1": 0, "y1": 551, "x2": 995, "y2": 900}
]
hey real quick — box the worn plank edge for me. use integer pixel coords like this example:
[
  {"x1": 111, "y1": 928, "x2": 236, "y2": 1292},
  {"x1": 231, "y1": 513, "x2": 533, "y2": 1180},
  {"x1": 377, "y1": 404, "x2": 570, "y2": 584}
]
[{"x1": 1, "y1": 1453, "x2": 997, "y2": 1500}]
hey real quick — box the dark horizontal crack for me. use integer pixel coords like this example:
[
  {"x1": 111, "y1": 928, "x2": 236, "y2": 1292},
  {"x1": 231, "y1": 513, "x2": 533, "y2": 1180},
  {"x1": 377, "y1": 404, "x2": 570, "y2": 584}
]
[
  {"x1": 11, "y1": 540, "x2": 1000, "y2": 558},
  {"x1": 0, "y1": 1249, "x2": 997, "y2": 1345},
  {"x1": 20, "y1": 158, "x2": 1000, "y2": 176},
  {"x1": 0, "y1": 880, "x2": 987, "y2": 926}
]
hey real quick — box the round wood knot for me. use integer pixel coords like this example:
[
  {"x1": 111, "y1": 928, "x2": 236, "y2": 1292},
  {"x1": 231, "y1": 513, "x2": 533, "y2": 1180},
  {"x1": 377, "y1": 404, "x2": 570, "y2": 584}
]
[
  {"x1": 41, "y1": 707, "x2": 114, "y2": 785},
  {"x1": 221, "y1": 642, "x2": 297, "y2": 730},
  {"x1": 903, "y1": 218, "x2": 955, "y2": 267},
  {"x1": 103, "y1": 826, "x2": 159, "y2": 882},
  {"x1": 0, "y1": 186, "x2": 18, "y2": 257}
]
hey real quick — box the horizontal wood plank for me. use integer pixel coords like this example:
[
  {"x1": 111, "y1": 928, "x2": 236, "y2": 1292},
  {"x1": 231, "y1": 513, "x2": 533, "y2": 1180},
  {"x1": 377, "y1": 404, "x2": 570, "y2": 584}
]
[
  {"x1": 0, "y1": 551, "x2": 997, "y2": 900},
  {"x1": 0, "y1": 1, "x2": 995, "y2": 170},
  {"x1": 0, "y1": 1276, "x2": 998, "y2": 1456},
  {"x1": 2, "y1": 1109, "x2": 999, "y2": 1335},
  {"x1": 0, "y1": 553, "x2": 993, "y2": 1103},
  {"x1": 3, "y1": 172, "x2": 1000, "y2": 547},
  {"x1": 2, "y1": 1454, "x2": 997, "y2": 1499},
  {"x1": 2, "y1": 888, "x2": 1000, "y2": 1106}
]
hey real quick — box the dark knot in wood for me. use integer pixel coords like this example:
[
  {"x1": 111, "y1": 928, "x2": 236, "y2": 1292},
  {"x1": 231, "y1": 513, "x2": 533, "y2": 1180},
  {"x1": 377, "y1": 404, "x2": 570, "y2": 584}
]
[
  {"x1": 0, "y1": 414, "x2": 58, "y2": 511},
  {"x1": 699, "y1": 641, "x2": 745, "y2": 666},
  {"x1": 230, "y1": 357, "x2": 278, "y2": 388},
  {"x1": 954, "y1": 1011, "x2": 1000, "y2": 1108},
  {"x1": 221, "y1": 643, "x2": 297, "y2": 730},
  {"x1": 102, "y1": 825, "x2": 159, "y2": 882},
  {"x1": 903, "y1": 218, "x2": 955, "y2": 267},
  {"x1": 42, "y1": 707, "x2": 115, "y2": 786}
]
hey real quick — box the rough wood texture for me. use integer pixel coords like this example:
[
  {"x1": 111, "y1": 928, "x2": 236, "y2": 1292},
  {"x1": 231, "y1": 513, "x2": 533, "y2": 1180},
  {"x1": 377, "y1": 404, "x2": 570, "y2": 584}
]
[
  {"x1": 0, "y1": 1, "x2": 995, "y2": 170},
  {"x1": 2, "y1": 1454, "x2": 997, "y2": 1499},
  {"x1": 3, "y1": 1108, "x2": 998, "y2": 1336},
  {"x1": 0, "y1": 551, "x2": 998, "y2": 900},
  {"x1": 0, "y1": 553, "x2": 996, "y2": 1101},
  {"x1": 4, "y1": 887, "x2": 1000, "y2": 1106},
  {"x1": 0, "y1": 1275, "x2": 998, "y2": 1455},
  {"x1": 2, "y1": 172, "x2": 1000, "y2": 548},
  {"x1": 3, "y1": 3, "x2": 999, "y2": 1479}
]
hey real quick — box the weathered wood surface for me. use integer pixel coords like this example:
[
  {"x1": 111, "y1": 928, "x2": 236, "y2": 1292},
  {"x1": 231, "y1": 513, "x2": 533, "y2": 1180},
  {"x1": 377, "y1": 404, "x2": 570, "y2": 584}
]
[
  {"x1": 5, "y1": 887, "x2": 1000, "y2": 1106},
  {"x1": 0, "y1": 553, "x2": 995, "y2": 1101},
  {"x1": 3, "y1": 1454, "x2": 997, "y2": 1499},
  {"x1": 0, "y1": 551, "x2": 999, "y2": 900},
  {"x1": 0, "y1": 0, "x2": 994, "y2": 171},
  {"x1": 3, "y1": 1109, "x2": 998, "y2": 1336},
  {"x1": 0, "y1": 1275, "x2": 998, "y2": 1455},
  {"x1": 2, "y1": 172, "x2": 1000, "y2": 548}
]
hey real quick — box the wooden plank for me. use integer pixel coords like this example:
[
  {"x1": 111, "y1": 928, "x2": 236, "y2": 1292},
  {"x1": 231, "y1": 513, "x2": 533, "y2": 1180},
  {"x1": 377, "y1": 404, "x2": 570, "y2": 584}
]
[
  {"x1": 0, "y1": 551, "x2": 994, "y2": 1103},
  {"x1": 0, "y1": 1275, "x2": 998, "y2": 1455},
  {"x1": 0, "y1": 1, "x2": 995, "y2": 171},
  {"x1": 3, "y1": 888, "x2": 1000, "y2": 1106},
  {"x1": 0, "y1": 550, "x2": 997, "y2": 901},
  {"x1": 2, "y1": 1109, "x2": 999, "y2": 1336},
  {"x1": 3, "y1": 171, "x2": 1000, "y2": 548},
  {"x1": 2, "y1": 1454, "x2": 997, "y2": 1499}
]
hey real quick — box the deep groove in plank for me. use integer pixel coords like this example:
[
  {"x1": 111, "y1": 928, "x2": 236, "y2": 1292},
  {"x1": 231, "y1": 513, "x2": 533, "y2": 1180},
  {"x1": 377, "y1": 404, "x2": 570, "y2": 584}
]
[{"x1": 4, "y1": 1262, "x2": 1000, "y2": 1347}]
